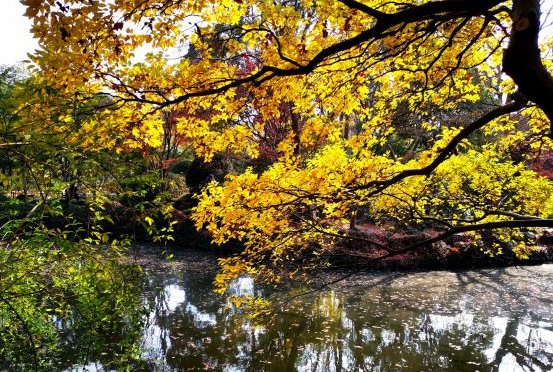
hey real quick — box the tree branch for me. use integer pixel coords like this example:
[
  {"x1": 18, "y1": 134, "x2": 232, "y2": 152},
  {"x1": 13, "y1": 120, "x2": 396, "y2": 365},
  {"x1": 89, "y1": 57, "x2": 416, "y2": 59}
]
[
  {"x1": 161, "y1": 0, "x2": 504, "y2": 108},
  {"x1": 350, "y1": 96, "x2": 528, "y2": 195},
  {"x1": 337, "y1": 0, "x2": 386, "y2": 19},
  {"x1": 0, "y1": 142, "x2": 30, "y2": 148},
  {"x1": 503, "y1": 0, "x2": 553, "y2": 134},
  {"x1": 0, "y1": 294, "x2": 38, "y2": 371},
  {"x1": 379, "y1": 218, "x2": 553, "y2": 261}
]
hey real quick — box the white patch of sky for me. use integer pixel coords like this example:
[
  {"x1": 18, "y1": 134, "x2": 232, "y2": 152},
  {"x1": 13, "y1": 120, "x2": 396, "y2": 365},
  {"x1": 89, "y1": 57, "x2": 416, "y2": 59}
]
[{"x1": 0, "y1": 0, "x2": 38, "y2": 66}]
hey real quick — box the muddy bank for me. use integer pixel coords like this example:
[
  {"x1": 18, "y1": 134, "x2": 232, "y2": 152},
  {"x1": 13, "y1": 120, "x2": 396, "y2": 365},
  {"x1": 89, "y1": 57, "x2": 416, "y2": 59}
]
[
  {"x1": 122, "y1": 244, "x2": 220, "y2": 272},
  {"x1": 330, "y1": 223, "x2": 553, "y2": 270}
]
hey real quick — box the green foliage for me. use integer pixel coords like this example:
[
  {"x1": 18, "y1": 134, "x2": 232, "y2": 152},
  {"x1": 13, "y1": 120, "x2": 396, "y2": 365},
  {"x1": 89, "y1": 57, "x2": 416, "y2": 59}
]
[
  {"x1": 0, "y1": 65, "x2": 162, "y2": 369},
  {"x1": 0, "y1": 220, "x2": 146, "y2": 370},
  {"x1": 116, "y1": 173, "x2": 163, "y2": 206},
  {"x1": 168, "y1": 159, "x2": 192, "y2": 175}
]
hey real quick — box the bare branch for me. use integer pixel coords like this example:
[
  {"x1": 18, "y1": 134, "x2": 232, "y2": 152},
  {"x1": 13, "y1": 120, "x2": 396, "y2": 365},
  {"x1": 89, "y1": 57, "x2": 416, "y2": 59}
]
[{"x1": 0, "y1": 142, "x2": 30, "y2": 148}]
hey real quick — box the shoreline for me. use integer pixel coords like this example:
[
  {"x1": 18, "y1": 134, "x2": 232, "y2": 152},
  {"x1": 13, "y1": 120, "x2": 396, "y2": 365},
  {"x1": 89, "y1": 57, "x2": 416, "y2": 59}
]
[{"x1": 122, "y1": 242, "x2": 553, "y2": 277}]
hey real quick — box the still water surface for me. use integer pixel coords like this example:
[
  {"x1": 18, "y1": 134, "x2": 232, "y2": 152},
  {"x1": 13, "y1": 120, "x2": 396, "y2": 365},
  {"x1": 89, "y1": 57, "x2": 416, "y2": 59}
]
[{"x1": 77, "y1": 252, "x2": 553, "y2": 371}]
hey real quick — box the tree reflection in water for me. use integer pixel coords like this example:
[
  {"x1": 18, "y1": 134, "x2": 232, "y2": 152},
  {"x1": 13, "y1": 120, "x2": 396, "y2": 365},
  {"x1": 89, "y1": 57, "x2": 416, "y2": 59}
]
[{"x1": 136, "y1": 263, "x2": 553, "y2": 371}]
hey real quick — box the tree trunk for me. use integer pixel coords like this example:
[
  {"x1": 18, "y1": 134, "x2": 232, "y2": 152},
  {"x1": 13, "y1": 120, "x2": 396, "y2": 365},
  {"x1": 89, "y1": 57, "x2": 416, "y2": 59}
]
[
  {"x1": 503, "y1": 0, "x2": 553, "y2": 135},
  {"x1": 290, "y1": 104, "x2": 302, "y2": 157}
]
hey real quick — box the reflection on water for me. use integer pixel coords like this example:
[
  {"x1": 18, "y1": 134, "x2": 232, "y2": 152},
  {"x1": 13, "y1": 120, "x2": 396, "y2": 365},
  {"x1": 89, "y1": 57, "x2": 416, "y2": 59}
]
[{"x1": 131, "y1": 261, "x2": 553, "y2": 371}]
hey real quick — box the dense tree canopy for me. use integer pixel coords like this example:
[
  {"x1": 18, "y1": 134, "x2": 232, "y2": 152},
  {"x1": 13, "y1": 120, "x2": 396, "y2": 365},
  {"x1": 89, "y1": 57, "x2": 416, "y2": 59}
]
[{"x1": 22, "y1": 0, "x2": 553, "y2": 290}]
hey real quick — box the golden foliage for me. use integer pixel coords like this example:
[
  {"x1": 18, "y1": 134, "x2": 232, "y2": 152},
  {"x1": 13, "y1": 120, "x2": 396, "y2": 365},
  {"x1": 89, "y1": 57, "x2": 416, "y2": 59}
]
[{"x1": 23, "y1": 0, "x2": 553, "y2": 291}]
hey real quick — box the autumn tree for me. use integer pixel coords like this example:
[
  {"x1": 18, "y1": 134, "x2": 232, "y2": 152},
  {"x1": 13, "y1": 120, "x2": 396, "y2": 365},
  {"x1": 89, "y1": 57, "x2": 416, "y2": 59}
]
[{"x1": 23, "y1": 0, "x2": 553, "y2": 290}]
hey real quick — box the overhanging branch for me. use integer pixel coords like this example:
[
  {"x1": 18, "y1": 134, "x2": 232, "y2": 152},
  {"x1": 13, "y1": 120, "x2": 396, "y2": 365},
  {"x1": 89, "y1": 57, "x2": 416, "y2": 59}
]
[
  {"x1": 362, "y1": 218, "x2": 553, "y2": 265},
  {"x1": 349, "y1": 96, "x2": 528, "y2": 195},
  {"x1": 161, "y1": 0, "x2": 505, "y2": 108}
]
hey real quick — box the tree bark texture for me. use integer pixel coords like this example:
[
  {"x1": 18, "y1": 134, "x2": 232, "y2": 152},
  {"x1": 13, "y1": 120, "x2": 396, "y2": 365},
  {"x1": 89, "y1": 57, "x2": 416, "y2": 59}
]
[{"x1": 503, "y1": 0, "x2": 553, "y2": 134}]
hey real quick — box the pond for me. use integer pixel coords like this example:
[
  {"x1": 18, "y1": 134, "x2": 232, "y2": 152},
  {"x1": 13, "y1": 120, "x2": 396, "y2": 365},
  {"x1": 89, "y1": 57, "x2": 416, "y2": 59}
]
[{"x1": 59, "y1": 251, "x2": 553, "y2": 371}]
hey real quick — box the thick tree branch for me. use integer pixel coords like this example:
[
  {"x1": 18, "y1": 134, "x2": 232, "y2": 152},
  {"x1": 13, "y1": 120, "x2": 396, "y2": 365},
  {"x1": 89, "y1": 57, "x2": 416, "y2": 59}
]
[
  {"x1": 337, "y1": 0, "x2": 386, "y2": 18},
  {"x1": 162, "y1": 0, "x2": 504, "y2": 108},
  {"x1": 503, "y1": 0, "x2": 553, "y2": 133}
]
